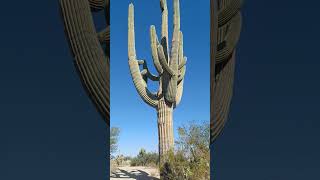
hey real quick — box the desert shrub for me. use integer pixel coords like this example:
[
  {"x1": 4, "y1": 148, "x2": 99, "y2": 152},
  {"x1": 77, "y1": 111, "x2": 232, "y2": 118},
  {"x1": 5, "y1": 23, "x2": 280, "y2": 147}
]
[
  {"x1": 110, "y1": 159, "x2": 118, "y2": 174},
  {"x1": 130, "y1": 148, "x2": 159, "y2": 167},
  {"x1": 160, "y1": 122, "x2": 210, "y2": 180}
]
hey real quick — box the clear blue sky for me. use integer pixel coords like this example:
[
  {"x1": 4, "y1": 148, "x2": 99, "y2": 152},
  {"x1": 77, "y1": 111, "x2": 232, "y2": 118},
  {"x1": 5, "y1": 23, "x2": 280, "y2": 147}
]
[{"x1": 111, "y1": 0, "x2": 210, "y2": 157}]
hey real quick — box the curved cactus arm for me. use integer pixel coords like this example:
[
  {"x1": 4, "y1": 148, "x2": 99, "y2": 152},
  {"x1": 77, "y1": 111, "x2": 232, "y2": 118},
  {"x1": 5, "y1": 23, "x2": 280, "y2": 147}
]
[
  {"x1": 218, "y1": 0, "x2": 242, "y2": 26},
  {"x1": 140, "y1": 60, "x2": 160, "y2": 81},
  {"x1": 98, "y1": 26, "x2": 109, "y2": 44},
  {"x1": 174, "y1": 79, "x2": 184, "y2": 108},
  {"x1": 88, "y1": 0, "x2": 108, "y2": 11},
  {"x1": 178, "y1": 58, "x2": 186, "y2": 83},
  {"x1": 178, "y1": 58, "x2": 186, "y2": 70},
  {"x1": 60, "y1": 0, "x2": 109, "y2": 124},
  {"x1": 211, "y1": 52, "x2": 236, "y2": 142},
  {"x1": 211, "y1": 0, "x2": 243, "y2": 143},
  {"x1": 216, "y1": 12, "x2": 242, "y2": 63},
  {"x1": 128, "y1": 4, "x2": 159, "y2": 108},
  {"x1": 150, "y1": 26, "x2": 163, "y2": 74},
  {"x1": 129, "y1": 59, "x2": 159, "y2": 107},
  {"x1": 158, "y1": 45, "x2": 175, "y2": 76}
]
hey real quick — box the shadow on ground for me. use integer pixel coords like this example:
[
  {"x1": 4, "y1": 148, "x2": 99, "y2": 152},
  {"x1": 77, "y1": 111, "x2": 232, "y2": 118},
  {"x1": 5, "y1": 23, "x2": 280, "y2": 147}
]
[{"x1": 111, "y1": 168, "x2": 160, "y2": 180}]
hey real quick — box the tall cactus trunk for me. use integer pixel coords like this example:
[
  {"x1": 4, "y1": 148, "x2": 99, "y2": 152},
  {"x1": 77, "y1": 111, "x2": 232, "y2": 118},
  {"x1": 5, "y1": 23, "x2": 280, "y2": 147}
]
[{"x1": 157, "y1": 98, "x2": 174, "y2": 156}]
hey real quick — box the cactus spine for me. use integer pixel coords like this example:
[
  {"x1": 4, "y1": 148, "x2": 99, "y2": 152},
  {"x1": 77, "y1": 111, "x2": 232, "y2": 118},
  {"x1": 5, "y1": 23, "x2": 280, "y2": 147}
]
[
  {"x1": 60, "y1": 0, "x2": 110, "y2": 124},
  {"x1": 210, "y1": 0, "x2": 242, "y2": 143},
  {"x1": 128, "y1": 0, "x2": 186, "y2": 156}
]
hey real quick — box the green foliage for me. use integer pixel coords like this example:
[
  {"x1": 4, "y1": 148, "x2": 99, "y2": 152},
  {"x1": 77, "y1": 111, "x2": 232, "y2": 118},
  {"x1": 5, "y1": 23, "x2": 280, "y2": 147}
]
[
  {"x1": 160, "y1": 122, "x2": 210, "y2": 180},
  {"x1": 110, "y1": 127, "x2": 120, "y2": 155},
  {"x1": 130, "y1": 148, "x2": 159, "y2": 167}
]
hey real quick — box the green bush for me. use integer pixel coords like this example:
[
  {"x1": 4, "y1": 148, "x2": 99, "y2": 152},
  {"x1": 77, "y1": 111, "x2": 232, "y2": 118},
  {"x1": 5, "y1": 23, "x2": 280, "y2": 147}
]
[
  {"x1": 130, "y1": 148, "x2": 159, "y2": 167},
  {"x1": 160, "y1": 122, "x2": 210, "y2": 180}
]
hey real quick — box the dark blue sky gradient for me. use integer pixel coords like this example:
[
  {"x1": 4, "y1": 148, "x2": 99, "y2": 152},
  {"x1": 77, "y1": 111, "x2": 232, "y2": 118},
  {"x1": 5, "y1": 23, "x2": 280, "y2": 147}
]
[
  {"x1": 214, "y1": 1, "x2": 320, "y2": 179},
  {"x1": 0, "y1": 1, "x2": 107, "y2": 179}
]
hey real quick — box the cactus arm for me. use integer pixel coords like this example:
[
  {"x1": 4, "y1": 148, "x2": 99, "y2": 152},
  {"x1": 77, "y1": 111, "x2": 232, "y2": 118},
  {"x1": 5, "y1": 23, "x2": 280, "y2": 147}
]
[
  {"x1": 178, "y1": 58, "x2": 186, "y2": 83},
  {"x1": 173, "y1": 0, "x2": 180, "y2": 30},
  {"x1": 211, "y1": 0, "x2": 243, "y2": 143},
  {"x1": 60, "y1": 0, "x2": 109, "y2": 124},
  {"x1": 128, "y1": 59, "x2": 159, "y2": 108},
  {"x1": 128, "y1": 4, "x2": 159, "y2": 108},
  {"x1": 140, "y1": 60, "x2": 160, "y2": 81},
  {"x1": 178, "y1": 31, "x2": 186, "y2": 70},
  {"x1": 175, "y1": 27, "x2": 185, "y2": 106},
  {"x1": 218, "y1": 0, "x2": 242, "y2": 26},
  {"x1": 216, "y1": 12, "x2": 242, "y2": 63},
  {"x1": 160, "y1": 0, "x2": 166, "y2": 11},
  {"x1": 158, "y1": 45, "x2": 175, "y2": 76},
  {"x1": 178, "y1": 58, "x2": 186, "y2": 70},
  {"x1": 177, "y1": 30, "x2": 185, "y2": 82},
  {"x1": 211, "y1": 52, "x2": 236, "y2": 141},
  {"x1": 150, "y1": 26, "x2": 163, "y2": 74},
  {"x1": 175, "y1": 44, "x2": 184, "y2": 107},
  {"x1": 174, "y1": 79, "x2": 184, "y2": 108},
  {"x1": 170, "y1": 0, "x2": 181, "y2": 70},
  {"x1": 178, "y1": 66, "x2": 186, "y2": 83},
  {"x1": 128, "y1": 4, "x2": 137, "y2": 61},
  {"x1": 178, "y1": 31, "x2": 186, "y2": 83},
  {"x1": 88, "y1": 0, "x2": 108, "y2": 11},
  {"x1": 176, "y1": 30, "x2": 185, "y2": 100},
  {"x1": 98, "y1": 27, "x2": 109, "y2": 44},
  {"x1": 170, "y1": 30, "x2": 179, "y2": 69},
  {"x1": 160, "y1": 0, "x2": 169, "y2": 53}
]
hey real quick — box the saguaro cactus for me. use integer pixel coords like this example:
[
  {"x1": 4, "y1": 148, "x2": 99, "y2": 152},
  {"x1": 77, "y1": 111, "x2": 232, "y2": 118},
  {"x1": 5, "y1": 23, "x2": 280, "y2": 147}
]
[
  {"x1": 128, "y1": 0, "x2": 186, "y2": 156},
  {"x1": 60, "y1": 0, "x2": 110, "y2": 124},
  {"x1": 210, "y1": 0, "x2": 243, "y2": 143}
]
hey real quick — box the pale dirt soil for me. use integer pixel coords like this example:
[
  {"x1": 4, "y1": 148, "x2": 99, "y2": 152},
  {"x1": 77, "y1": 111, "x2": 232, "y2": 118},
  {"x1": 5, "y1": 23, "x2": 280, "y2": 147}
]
[{"x1": 110, "y1": 166, "x2": 160, "y2": 180}]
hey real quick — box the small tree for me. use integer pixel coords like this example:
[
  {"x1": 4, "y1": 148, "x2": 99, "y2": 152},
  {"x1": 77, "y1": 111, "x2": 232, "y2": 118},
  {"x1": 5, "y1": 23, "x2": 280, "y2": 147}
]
[
  {"x1": 137, "y1": 148, "x2": 147, "y2": 166},
  {"x1": 161, "y1": 122, "x2": 210, "y2": 180},
  {"x1": 110, "y1": 127, "x2": 120, "y2": 156}
]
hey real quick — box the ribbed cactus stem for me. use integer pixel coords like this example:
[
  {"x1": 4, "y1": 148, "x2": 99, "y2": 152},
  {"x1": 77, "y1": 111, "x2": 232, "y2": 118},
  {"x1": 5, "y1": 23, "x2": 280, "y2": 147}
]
[{"x1": 157, "y1": 99, "x2": 174, "y2": 155}]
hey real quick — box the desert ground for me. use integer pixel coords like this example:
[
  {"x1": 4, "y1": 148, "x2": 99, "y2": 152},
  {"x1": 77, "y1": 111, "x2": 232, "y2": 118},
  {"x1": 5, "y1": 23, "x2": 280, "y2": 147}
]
[{"x1": 111, "y1": 166, "x2": 160, "y2": 180}]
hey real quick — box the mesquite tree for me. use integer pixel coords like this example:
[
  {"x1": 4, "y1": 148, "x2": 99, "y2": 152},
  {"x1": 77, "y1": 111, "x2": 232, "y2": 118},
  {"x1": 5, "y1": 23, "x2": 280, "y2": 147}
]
[{"x1": 128, "y1": 0, "x2": 186, "y2": 156}]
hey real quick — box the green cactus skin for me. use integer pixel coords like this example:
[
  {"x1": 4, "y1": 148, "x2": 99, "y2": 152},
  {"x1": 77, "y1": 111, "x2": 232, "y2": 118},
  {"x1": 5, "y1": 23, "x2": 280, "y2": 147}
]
[
  {"x1": 60, "y1": 0, "x2": 110, "y2": 125},
  {"x1": 211, "y1": 0, "x2": 242, "y2": 143},
  {"x1": 128, "y1": 0, "x2": 186, "y2": 156}
]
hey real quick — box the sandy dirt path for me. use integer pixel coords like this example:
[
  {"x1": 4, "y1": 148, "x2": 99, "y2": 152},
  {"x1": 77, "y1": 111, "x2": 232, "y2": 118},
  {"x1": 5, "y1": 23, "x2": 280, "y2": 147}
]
[{"x1": 110, "y1": 166, "x2": 160, "y2": 180}]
